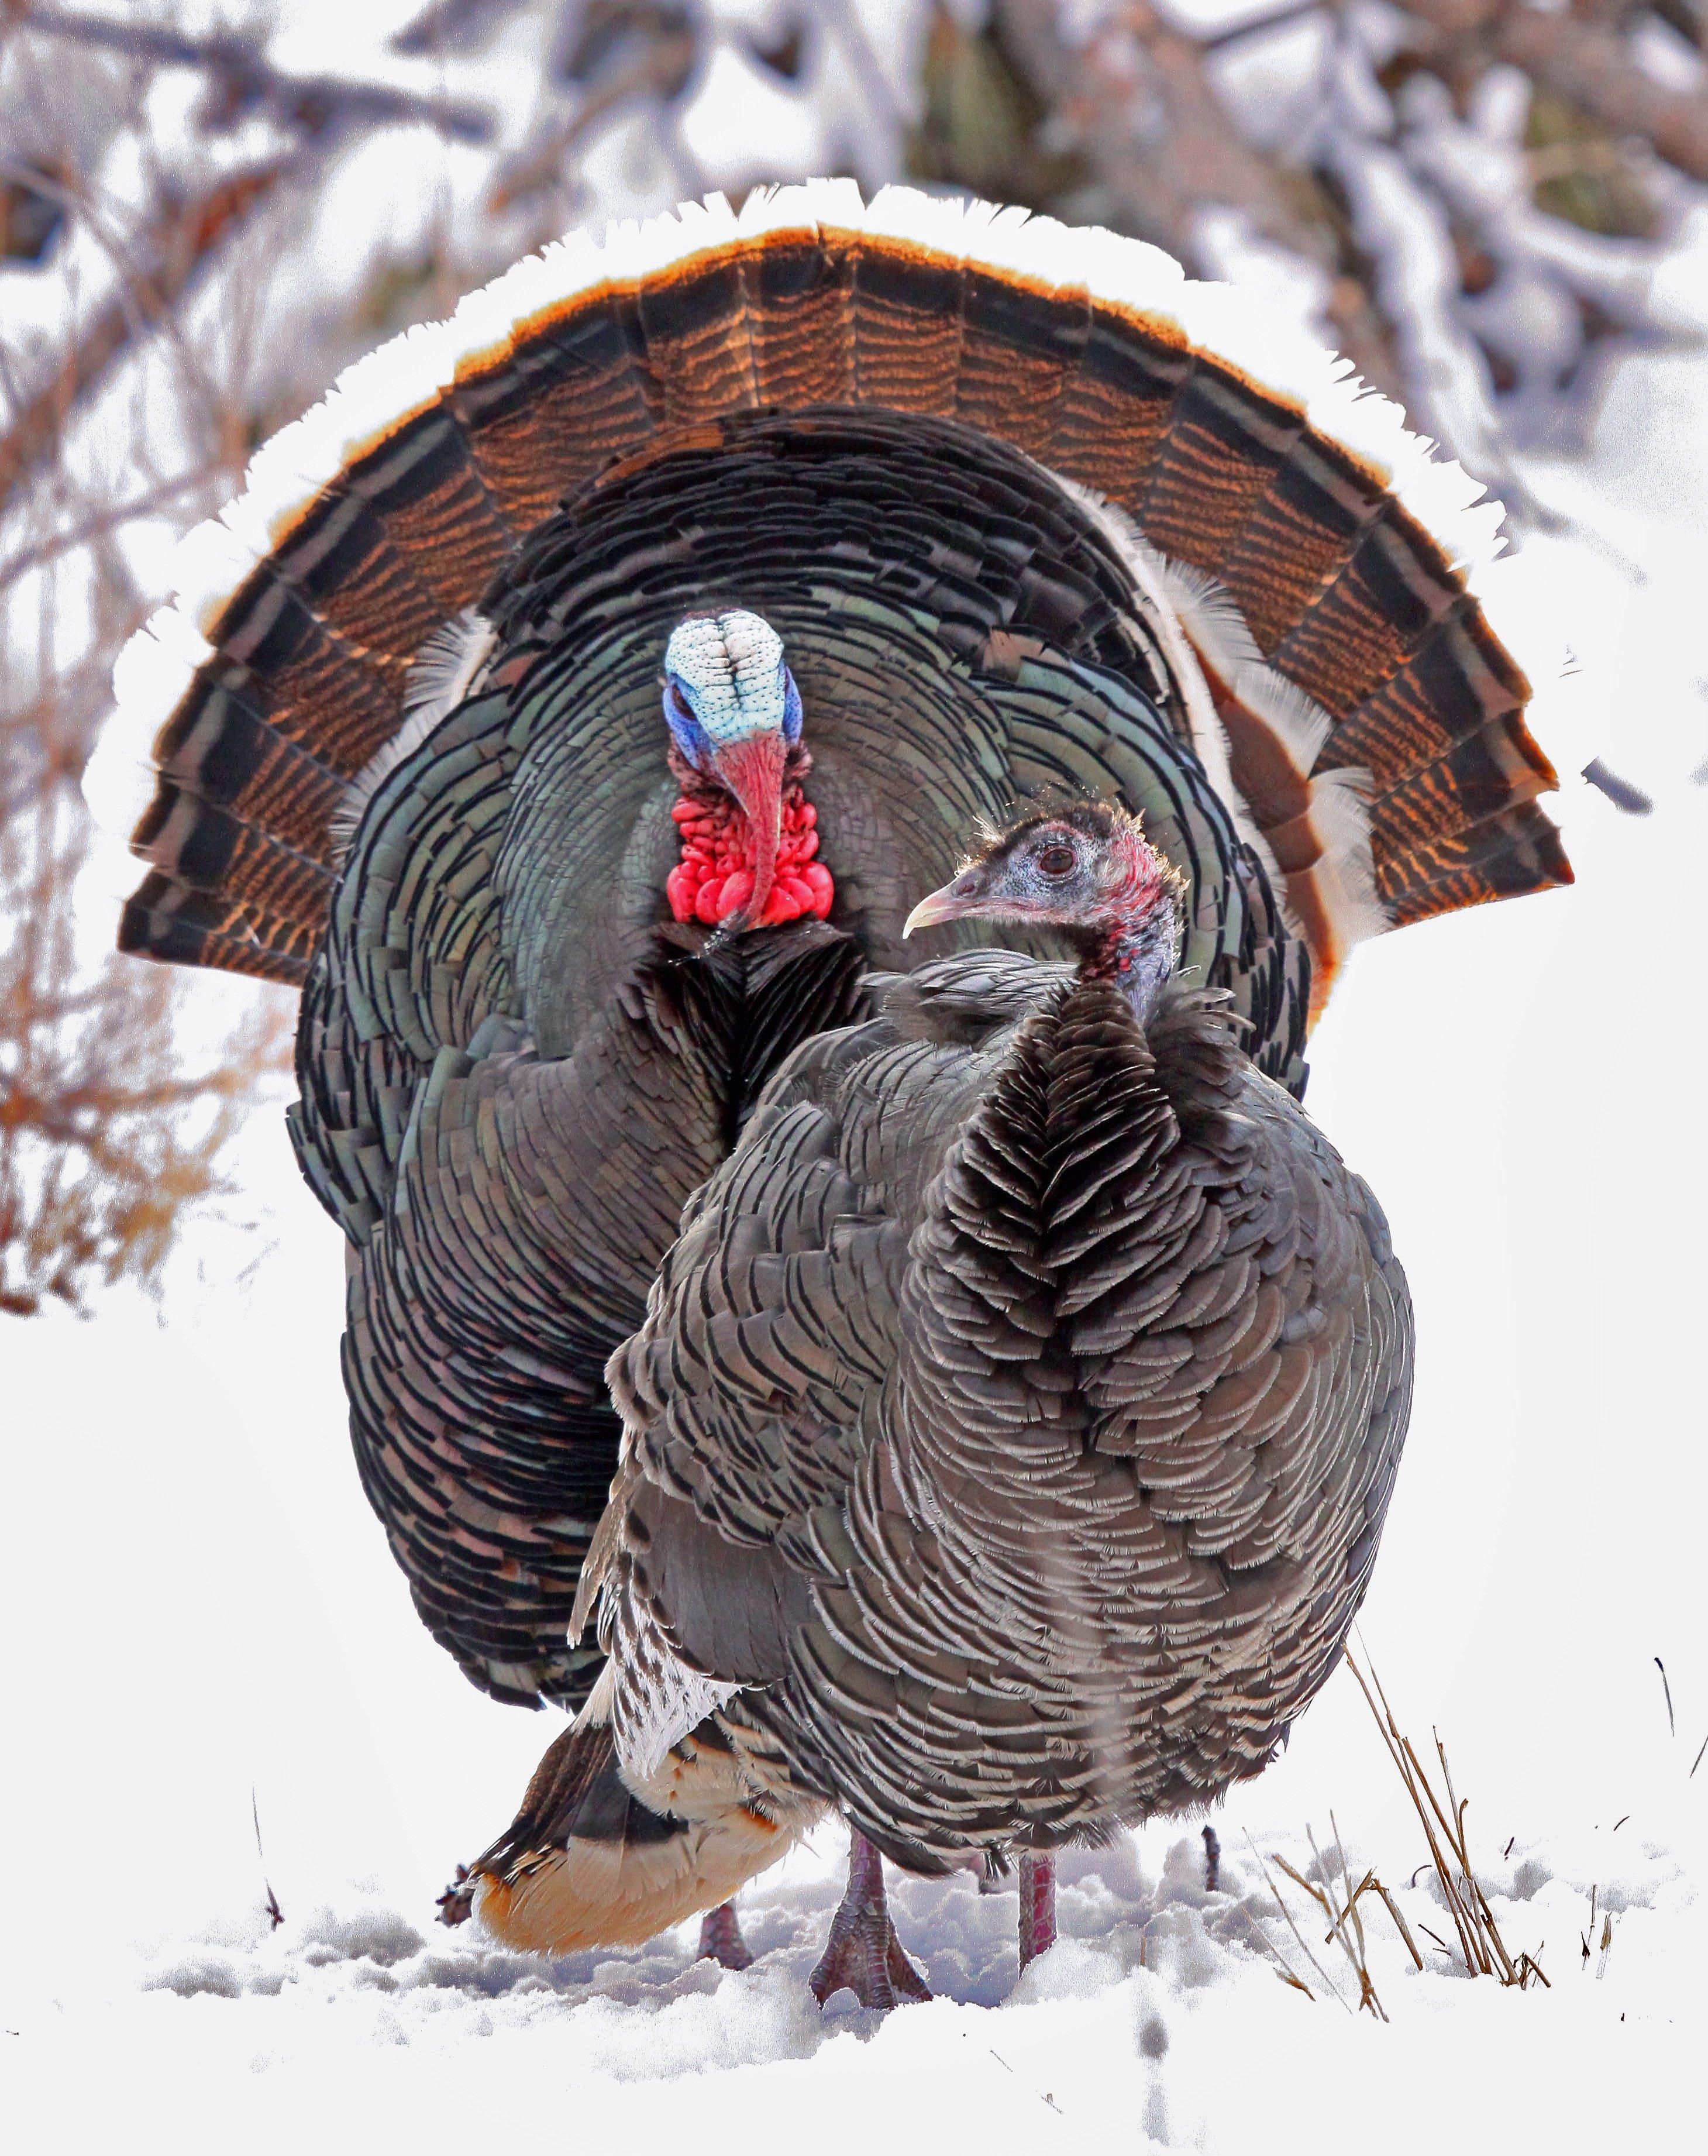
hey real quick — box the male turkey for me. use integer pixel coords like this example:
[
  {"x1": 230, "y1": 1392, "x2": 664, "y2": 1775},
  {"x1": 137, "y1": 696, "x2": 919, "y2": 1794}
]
[
  {"x1": 87, "y1": 183, "x2": 1567, "y2": 1980},
  {"x1": 538, "y1": 790, "x2": 1413, "y2": 2003}
]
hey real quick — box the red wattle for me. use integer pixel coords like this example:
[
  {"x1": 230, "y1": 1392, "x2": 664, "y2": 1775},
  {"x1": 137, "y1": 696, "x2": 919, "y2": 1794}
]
[{"x1": 665, "y1": 780, "x2": 835, "y2": 928}]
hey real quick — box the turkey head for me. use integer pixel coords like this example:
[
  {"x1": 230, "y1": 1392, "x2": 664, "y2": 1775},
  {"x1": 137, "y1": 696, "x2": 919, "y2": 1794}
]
[
  {"x1": 660, "y1": 607, "x2": 834, "y2": 932},
  {"x1": 906, "y1": 797, "x2": 1186, "y2": 1019}
]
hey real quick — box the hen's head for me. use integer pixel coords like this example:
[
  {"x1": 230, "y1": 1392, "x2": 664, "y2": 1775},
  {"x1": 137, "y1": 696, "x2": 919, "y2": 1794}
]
[
  {"x1": 904, "y1": 798, "x2": 1184, "y2": 1016},
  {"x1": 663, "y1": 608, "x2": 804, "y2": 930}
]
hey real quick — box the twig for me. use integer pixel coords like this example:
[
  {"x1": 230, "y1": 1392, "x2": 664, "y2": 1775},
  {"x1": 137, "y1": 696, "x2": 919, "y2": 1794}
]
[
  {"x1": 390, "y1": 0, "x2": 526, "y2": 56},
  {"x1": 12, "y1": 5, "x2": 495, "y2": 143},
  {"x1": 1192, "y1": 0, "x2": 1325, "y2": 58},
  {"x1": 0, "y1": 465, "x2": 221, "y2": 598},
  {"x1": 1481, "y1": 4, "x2": 1708, "y2": 182},
  {"x1": 251, "y1": 1788, "x2": 284, "y2": 1929},
  {"x1": 1655, "y1": 1657, "x2": 1675, "y2": 1738},
  {"x1": 0, "y1": 156, "x2": 293, "y2": 505},
  {"x1": 487, "y1": 37, "x2": 694, "y2": 214}
]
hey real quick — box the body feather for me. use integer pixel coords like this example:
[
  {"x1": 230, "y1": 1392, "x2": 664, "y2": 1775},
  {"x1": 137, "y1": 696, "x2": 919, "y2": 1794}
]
[
  {"x1": 85, "y1": 185, "x2": 1554, "y2": 1721},
  {"x1": 587, "y1": 957, "x2": 1412, "y2": 1873}
]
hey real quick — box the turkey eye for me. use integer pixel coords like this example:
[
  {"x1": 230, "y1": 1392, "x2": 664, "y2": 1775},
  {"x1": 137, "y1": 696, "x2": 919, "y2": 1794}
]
[
  {"x1": 1035, "y1": 843, "x2": 1076, "y2": 877},
  {"x1": 666, "y1": 680, "x2": 693, "y2": 723}
]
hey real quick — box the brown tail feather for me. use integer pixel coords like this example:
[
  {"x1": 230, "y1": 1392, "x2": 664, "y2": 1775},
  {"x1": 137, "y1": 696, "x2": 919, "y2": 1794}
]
[
  {"x1": 102, "y1": 189, "x2": 1568, "y2": 988},
  {"x1": 118, "y1": 873, "x2": 312, "y2": 984},
  {"x1": 154, "y1": 680, "x2": 348, "y2": 861},
  {"x1": 1382, "y1": 807, "x2": 1572, "y2": 927},
  {"x1": 454, "y1": 291, "x2": 664, "y2": 529},
  {"x1": 743, "y1": 221, "x2": 855, "y2": 407}
]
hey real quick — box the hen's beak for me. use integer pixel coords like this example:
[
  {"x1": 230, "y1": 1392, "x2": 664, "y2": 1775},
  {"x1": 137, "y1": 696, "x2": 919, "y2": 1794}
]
[
  {"x1": 903, "y1": 865, "x2": 992, "y2": 938},
  {"x1": 710, "y1": 729, "x2": 787, "y2": 929}
]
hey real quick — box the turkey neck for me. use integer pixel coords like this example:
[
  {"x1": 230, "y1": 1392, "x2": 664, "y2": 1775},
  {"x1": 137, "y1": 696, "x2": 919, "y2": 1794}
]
[{"x1": 1075, "y1": 892, "x2": 1181, "y2": 1028}]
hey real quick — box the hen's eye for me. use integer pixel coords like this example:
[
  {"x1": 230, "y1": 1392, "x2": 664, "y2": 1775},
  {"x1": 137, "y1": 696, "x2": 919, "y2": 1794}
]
[{"x1": 1035, "y1": 843, "x2": 1076, "y2": 877}]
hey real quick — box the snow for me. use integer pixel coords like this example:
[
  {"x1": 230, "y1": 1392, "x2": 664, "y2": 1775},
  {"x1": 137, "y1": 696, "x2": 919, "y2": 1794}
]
[
  {"x1": 9, "y1": 18, "x2": 1708, "y2": 2150},
  {"x1": 6, "y1": 1824, "x2": 1700, "y2": 2150}
]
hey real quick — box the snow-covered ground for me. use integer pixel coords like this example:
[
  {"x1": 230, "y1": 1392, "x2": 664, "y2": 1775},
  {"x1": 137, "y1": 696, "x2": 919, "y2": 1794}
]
[{"x1": 8, "y1": 222, "x2": 1708, "y2": 2156}]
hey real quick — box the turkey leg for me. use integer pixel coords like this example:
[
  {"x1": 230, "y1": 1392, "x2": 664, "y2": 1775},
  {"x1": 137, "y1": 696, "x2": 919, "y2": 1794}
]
[
  {"x1": 1018, "y1": 1852, "x2": 1056, "y2": 1971},
  {"x1": 696, "y1": 1899, "x2": 755, "y2": 1970},
  {"x1": 809, "y1": 1830, "x2": 932, "y2": 2009}
]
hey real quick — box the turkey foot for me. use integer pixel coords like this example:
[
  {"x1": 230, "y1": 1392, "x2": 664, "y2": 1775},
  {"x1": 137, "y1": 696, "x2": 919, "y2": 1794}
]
[
  {"x1": 1018, "y1": 1852, "x2": 1056, "y2": 1971},
  {"x1": 697, "y1": 1899, "x2": 754, "y2": 1971},
  {"x1": 810, "y1": 1830, "x2": 931, "y2": 2009}
]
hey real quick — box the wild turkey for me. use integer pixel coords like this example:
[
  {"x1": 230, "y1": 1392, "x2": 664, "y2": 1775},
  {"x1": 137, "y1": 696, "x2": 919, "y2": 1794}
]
[
  {"x1": 85, "y1": 183, "x2": 1568, "y2": 1978},
  {"x1": 552, "y1": 791, "x2": 1414, "y2": 2002}
]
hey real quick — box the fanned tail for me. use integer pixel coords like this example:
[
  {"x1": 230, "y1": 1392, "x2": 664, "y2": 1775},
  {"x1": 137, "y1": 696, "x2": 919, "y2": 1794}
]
[{"x1": 89, "y1": 181, "x2": 1568, "y2": 1011}]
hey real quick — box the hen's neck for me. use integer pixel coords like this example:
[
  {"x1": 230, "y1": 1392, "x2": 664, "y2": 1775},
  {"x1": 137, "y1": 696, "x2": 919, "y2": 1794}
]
[{"x1": 1079, "y1": 896, "x2": 1179, "y2": 1026}]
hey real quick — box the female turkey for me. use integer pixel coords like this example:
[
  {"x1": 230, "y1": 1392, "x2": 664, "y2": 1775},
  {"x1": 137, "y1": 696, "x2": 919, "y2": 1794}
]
[
  {"x1": 85, "y1": 184, "x2": 1566, "y2": 1973},
  {"x1": 453, "y1": 791, "x2": 1414, "y2": 2002}
]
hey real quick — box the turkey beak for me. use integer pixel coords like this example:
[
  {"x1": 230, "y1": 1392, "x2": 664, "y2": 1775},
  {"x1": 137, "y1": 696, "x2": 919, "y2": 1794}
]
[
  {"x1": 710, "y1": 729, "x2": 787, "y2": 929},
  {"x1": 903, "y1": 865, "x2": 991, "y2": 938}
]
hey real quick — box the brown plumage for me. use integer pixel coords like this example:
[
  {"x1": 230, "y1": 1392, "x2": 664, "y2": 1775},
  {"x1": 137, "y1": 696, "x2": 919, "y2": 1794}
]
[{"x1": 85, "y1": 186, "x2": 1566, "y2": 1976}]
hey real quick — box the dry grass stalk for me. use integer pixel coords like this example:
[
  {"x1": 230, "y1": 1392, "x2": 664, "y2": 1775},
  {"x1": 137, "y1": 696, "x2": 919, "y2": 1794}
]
[
  {"x1": 1345, "y1": 1651, "x2": 1549, "y2": 1990},
  {"x1": 1260, "y1": 1815, "x2": 1404, "y2": 2020},
  {"x1": 1579, "y1": 1888, "x2": 1617, "y2": 1979},
  {"x1": 1241, "y1": 1831, "x2": 1345, "y2": 2010}
]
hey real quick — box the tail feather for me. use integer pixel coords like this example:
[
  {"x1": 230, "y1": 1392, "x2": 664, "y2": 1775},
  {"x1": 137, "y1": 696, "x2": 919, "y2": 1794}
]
[
  {"x1": 267, "y1": 491, "x2": 452, "y2": 664},
  {"x1": 118, "y1": 872, "x2": 314, "y2": 983},
  {"x1": 1136, "y1": 362, "x2": 1308, "y2": 573},
  {"x1": 1380, "y1": 806, "x2": 1572, "y2": 927},
  {"x1": 1326, "y1": 608, "x2": 1537, "y2": 790},
  {"x1": 452, "y1": 1700, "x2": 815, "y2": 1956},
  {"x1": 95, "y1": 184, "x2": 1569, "y2": 998},
  {"x1": 741, "y1": 191, "x2": 856, "y2": 408},
  {"x1": 155, "y1": 685, "x2": 347, "y2": 861},
  {"x1": 342, "y1": 409, "x2": 516, "y2": 608},
  {"x1": 639, "y1": 240, "x2": 762, "y2": 428},
  {"x1": 133, "y1": 783, "x2": 336, "y2": 927}
]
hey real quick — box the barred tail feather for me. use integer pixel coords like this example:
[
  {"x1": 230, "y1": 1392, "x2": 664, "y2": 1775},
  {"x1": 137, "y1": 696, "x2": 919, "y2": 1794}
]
[{"x1": 92, "y1": 183, "x2": 1568, "y2": 1002}]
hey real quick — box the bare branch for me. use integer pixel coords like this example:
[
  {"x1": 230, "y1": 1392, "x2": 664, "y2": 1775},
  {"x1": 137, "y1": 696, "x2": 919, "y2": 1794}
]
[
  {"x1": 0, "y1": 154, "x2": 291, "y2": 506},
  {"x1": 10, "y1": 4, "x2": 497, "y2": 143},
  {"x1": 993, "y1": 0, "x2": 1404, "y2": 396},
  {"x1": 1401, "y1": 0, "x2": 1708, "y2": 180},
  {"x1": 0, "y1": 464, "x2": 221, "y2": 597}
]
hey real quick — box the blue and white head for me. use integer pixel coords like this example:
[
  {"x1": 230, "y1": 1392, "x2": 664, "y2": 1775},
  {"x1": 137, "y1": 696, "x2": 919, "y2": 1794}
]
[
  {"x1": 662, "y1": 608, "x2": 803, "y2": 769},
  {"x1": 662, "y1": 608, "x2": 804, "y2": 923}
]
